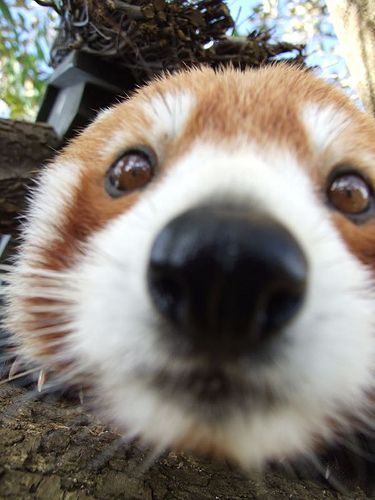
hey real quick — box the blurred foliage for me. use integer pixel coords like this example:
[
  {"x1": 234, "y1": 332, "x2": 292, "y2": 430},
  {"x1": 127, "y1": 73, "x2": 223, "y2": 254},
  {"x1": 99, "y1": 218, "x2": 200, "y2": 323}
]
[{"x1": 0, "y1": 0, "x2": 56, "y2": 120}]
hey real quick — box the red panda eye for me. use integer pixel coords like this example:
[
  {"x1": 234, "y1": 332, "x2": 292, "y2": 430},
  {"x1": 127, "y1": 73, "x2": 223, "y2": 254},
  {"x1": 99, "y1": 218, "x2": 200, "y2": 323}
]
[
  {"x1": 105, "y1": 146, "x2": 156, "y2": 198},
  {"x1": 327, "y1": 172, "x2": 372, "y2": 216}
]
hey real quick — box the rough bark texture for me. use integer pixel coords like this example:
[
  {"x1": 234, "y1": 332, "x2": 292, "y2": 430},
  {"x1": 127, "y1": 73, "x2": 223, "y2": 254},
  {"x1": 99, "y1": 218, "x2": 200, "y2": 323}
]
[
  {"x1": 0, "y1": 119, "x2": 60, "y2": 237},
  {"x1": 0, "y1": 121, "x2": 371, "y2": 498},
  {"x1": 327, "y1": 0, "x2": 375, "y2": 116},
  {"x1": 0, "y1": 385, "x2": 367, "y2": 500}
]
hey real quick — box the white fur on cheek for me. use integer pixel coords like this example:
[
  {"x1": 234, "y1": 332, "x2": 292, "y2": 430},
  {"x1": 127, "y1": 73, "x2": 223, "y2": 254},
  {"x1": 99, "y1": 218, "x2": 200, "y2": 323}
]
[
  {"x1": 22, "y1": 159, "x2": 81, "y2": 249},
  {"x1": 67, "y1": 142, "x2": 375, "y2": 467},
  {"x1": 4, "y1": 159, "x2": 82, "y2": 363}
]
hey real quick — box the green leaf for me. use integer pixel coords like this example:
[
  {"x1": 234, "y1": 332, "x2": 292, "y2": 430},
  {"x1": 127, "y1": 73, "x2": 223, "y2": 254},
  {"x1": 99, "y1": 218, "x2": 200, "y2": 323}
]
[
  {"x1": 0, "y1": 0, "x2": 15, "y2": 26},
  {"x1": 35, "y1": 39, "x2": 46, "y2": 63}
]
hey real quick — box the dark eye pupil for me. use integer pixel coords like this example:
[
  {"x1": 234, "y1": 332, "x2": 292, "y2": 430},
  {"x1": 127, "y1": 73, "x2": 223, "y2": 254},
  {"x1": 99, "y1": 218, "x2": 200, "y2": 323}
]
[
  {"x1": 105, "y1": 148, "x2": 155, "y2": 197},
  {"x1": 328, "y1": 173, "x2": 371, "y2": 215},
  {"x1": 112, "y1": 153, "x2": 151, "y2": 188}
]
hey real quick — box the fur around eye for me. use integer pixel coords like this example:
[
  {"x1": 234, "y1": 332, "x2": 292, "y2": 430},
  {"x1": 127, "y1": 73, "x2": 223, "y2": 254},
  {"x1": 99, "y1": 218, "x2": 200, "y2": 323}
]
[{"x1": 105, "y1": 146, "x2": 156, "y2": 198}]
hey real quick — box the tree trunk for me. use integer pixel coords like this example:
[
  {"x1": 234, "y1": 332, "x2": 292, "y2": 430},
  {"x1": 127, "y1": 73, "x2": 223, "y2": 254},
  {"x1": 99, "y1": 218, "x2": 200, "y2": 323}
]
[
  {"x1": 327, "y1": 0, "x2": 375, "y2": 116},
  {"x1": 0, "y1": 119, "x2": 60, "y2": 237},
  {"x1": 0, "y1": 119, "x2": 369, "y2": 498}
]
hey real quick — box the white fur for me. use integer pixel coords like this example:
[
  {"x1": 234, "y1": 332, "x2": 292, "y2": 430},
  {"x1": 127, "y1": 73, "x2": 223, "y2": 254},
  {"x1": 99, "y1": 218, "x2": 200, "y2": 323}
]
[
  {"x1": 146, "y1": 91, "x2": 195, "y2": 144},
  {"x1": 100, "y1": 127, "x2": 142, "y2": 160},
  {"x1": 302, "y1": 103, "x2": 353, "y2": 165},
  {"x1": 61, "y1": 139, "x2": 375, "y2": 467},
  {"x1": 4, "y1": 160, "x2": 81, "y2": 363},
  {"x1": 100, "y1": 91, "x2": 194, "y2": 160},
  {"x1": 22, "y1": 159, "x2": 81, "y2": 249},
  {"x1": 94, "y1": 106, "x2": 113, "y2": 124}
]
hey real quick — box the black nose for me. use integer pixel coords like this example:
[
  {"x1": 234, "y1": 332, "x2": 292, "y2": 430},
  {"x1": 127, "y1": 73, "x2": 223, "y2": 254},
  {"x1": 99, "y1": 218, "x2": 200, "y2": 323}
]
[{"x1": 147, "y1": 205, "x2": 308, "y2": 355}]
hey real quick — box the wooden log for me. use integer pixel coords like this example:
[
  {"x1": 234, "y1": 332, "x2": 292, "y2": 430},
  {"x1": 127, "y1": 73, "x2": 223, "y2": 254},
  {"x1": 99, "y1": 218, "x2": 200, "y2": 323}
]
[
  {"x1": 327, "y1": 0, "x2": 375, "y2": 116},
  {"x1": 0, "y1": 119, "x2": 61, "y2": 237},
  {"x1": 0, "y1": 384, "x2": 367, "y2": 499}
]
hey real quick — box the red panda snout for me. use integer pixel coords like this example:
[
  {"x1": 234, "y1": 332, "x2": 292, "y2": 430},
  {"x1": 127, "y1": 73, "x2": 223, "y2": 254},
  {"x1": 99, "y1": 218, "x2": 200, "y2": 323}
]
[{"x1": 147, "y1": 203, "x2": 308, "y2": 357}]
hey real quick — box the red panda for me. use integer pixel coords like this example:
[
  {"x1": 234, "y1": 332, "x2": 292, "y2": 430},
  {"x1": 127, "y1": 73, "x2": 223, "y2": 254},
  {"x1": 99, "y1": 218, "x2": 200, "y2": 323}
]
[{"x1": 3, "y1": 64, "x2": 375, "y2": 471}]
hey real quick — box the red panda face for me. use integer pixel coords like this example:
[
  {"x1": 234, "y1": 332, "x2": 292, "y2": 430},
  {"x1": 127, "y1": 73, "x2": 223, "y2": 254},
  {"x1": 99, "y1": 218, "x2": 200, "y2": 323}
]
[{"x1": 4, "y1": 65, "x2": 375, "y2": 468}]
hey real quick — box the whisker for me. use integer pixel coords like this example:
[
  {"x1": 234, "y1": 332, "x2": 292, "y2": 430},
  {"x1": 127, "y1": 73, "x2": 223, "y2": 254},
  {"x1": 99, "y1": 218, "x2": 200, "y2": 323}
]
[
  {"x1": 0, "y1": 265, "x2": 72, "y2": 280},
  {"x1": 37, "y1": 369, "x2": 47, "y2": 392},
  {"x1": 20, "y1": 305, "x2": 73, "y2": 314},
  {"x1": 26, "y1": 323, "x2": 77, "y2": 337},
  {"x1": 0, "y1": 315, "x2": 73, "y2": 329},
  {"x1": 6, "y1": 281, "x2": 76, "y2": 291},
  {"x1": 0, "y1": 366, "x2": 43, "y2": 386},
  {"x1": 2, "y1": 278, "x2": 73, "y2": 290},
  {"x1": 308, "y1": 454, "x2": 349, "y2": 495},
  {"x1": 53, "y1": 366, "x2": 86, "y2": 388},
  {"x1": 8, "y1": 290, "x2": 75, "y2": 301},
  {"x1": 0, "y1": 264, "x2": 14, "y2": 272},
  {"x1": 8, "y1": 357, "x2": 22, "y2": 379}
]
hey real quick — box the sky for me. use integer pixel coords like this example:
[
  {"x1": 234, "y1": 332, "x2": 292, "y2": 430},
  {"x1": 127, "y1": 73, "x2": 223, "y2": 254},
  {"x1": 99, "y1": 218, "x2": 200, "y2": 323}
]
[{"x1": 230, "y1": 0, "x2": 351, "y2": 83}]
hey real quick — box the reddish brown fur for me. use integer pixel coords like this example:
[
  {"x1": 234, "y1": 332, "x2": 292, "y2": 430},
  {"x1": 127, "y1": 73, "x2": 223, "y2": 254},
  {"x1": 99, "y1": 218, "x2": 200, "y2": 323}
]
[
  {"x1": 17, "y1": 65, "x2": 375, "y2": 355},
  {"x1": 43, "y1": 66, "x2": 375, "y2": 271}
]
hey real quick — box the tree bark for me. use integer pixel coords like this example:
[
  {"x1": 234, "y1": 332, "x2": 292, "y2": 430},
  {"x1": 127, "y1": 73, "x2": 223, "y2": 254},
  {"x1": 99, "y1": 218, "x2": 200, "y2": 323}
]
[
  {"x1": 0, "y1": 119, "x2": 60, "y2": 237},
  {"x1": 327, "y1": 0, "x2": 375, "y2": 116},
  {"x1": 0, "y1": 385, "x2": 366, "y2": 500},
  {"x1": 0, "y1": 120, "x2": 370, "y2": 498}
]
